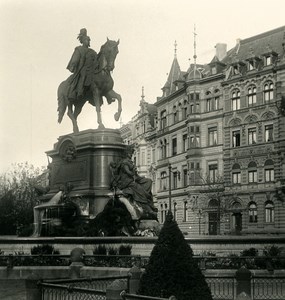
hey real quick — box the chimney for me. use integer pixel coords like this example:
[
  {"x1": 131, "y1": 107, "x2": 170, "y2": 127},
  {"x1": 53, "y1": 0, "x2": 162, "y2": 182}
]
[{"x1": 215, "y1": 43, "x2": 227, "y2": 61}]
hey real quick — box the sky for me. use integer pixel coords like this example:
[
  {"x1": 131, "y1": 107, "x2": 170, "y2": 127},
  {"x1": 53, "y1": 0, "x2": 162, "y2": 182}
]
[{"x1": 0, "y1": 0, "x2": 285, "y2": 174}]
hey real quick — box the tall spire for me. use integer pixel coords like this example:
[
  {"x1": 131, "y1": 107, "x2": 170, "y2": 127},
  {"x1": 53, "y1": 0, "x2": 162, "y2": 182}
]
[
  {"x1": 141, "y1": 86, "x2": 145, "y2": 101},
  {"x1": 174, "y1": 40, "x2": 177, "y2": 58},
  {"x1": 193, "y1": 24, "x2": 197, "y2": 80}
]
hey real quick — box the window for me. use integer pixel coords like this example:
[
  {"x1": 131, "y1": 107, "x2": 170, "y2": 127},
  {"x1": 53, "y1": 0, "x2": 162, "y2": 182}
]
[
  {"x1": 182, "y1": 106, "x2": 187, "y2": 120},
  {"x1": 164, "y1": 204, "x2": 168, "y2": 221},
  {"x1": 161, "y1": 110, "x2": 167, "y2": 129},
  {"x1": 265, "y1": 124, "x2": 273, "y2": 142},
  {"x1": 208, "y1": 126, "x2": 218, "y2": 146},
  {"x1": 196, "y1": 103, "x2": 200, "y2": 113},
  {"x1": 265, "y1": 201, "x2": 274, "y2": 223},
  {"x1": 160, "y1": 204, "x2": 164, "y2": 223},
  {"x1": 264, "y1": 82, "x2": 274, "y2": 101},
  {"x1": 206, "y1": 99, "x2": 212, "y2": 112},
  {"x1": 152, "y1": 148, "x2": 155, "y2": 163},
  {"x1": 248, "y1": 60, "x2": 254, "y2": 70},
  {"x1": 173, "y1": 110, "x2": 178, "y2": 123},
  {"x1": 160, "y1": 140, "x2": 167, "y2": 159},
  {"x1": 232, "y1": 130, "x2": 241, "y2": 147},
  {"x1": 264, "y1": 159, "x2": 274, "y2": 182},
  {"x1": 248, "y1": 86, "x2": 257, "y2": 106},
  {"x1": 249, "y1": 202, "x2": 258, "y2": 223},
  {"x1": 190, "y1": 104, "x2": 194, "y2": 114},
  {"x1": 183, "y1": 169, "x2": 188, "y2": 187},
  {"x1": 173, "y1": 202, "x2": 177, "y2": 221},
  {"x1": 160, "y1": 172, "x2": 167, "y2": 190},
  {"x1": 172, "y1": 138, "x2": 177, "y2": 156},
  {"x1": 232, "y1": 90, "x2": 240, "y2": 111},
  {"x1": 214, "y1": 97, "x2": 219, "y2": 110},
  {"x1": 232, "y1": 163, "x2": 241, "y2": 184},
  {"x1": 183, "y1": 201, "x2": 188, "y2": 222},
  {"x1": 248, "y1": 161, "x2": 257, "y2": 183},
  {"x1": 248, "y1": 128, "x2": 257, "y2": 145},
  {"x1": 173, "y1": 171, "x2": 178, "y2": 189},
  {"x1": 265, "y1": 56, "x2": 271, "y2": 66},
  {"x1": 209, "y1": 163, "x2": 218, "y2": 182},
  {"x1": 183, "y1": 134, "x2": 188, "y2": 152}
]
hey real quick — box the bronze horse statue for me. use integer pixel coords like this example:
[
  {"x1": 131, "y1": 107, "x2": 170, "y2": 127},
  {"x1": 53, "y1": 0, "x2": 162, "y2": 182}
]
[{"x1": 57, "y1": 39, "x2": 122, "y2": 133}]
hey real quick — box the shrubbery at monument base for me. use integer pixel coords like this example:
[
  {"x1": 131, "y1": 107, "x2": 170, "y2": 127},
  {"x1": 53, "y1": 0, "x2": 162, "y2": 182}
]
[{"x1": 139, "y1": 211, "x2": 213, "y2": 300}]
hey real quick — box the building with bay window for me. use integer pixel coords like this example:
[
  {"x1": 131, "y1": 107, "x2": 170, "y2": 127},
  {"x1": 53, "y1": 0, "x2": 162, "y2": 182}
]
[{"x1": 120, "y1": 26, "x2": 285, "y2": 236}]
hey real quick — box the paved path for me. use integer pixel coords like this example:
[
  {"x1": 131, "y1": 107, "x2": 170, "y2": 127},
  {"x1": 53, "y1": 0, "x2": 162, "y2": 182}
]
[{"x1": 0, "y1": 280, "x2": 26, "y2": 300}]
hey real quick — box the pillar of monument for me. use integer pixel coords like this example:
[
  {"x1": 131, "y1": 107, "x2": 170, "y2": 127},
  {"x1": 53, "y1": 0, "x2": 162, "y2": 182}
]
[{"x1": 45, "y1": 128, "x2": 126, "y2": 218}]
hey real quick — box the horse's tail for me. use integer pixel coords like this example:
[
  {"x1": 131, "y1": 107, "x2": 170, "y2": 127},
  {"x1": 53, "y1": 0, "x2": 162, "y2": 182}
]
[{"x1": 57, "y1": 81, "x2": 67, "y2": 123}]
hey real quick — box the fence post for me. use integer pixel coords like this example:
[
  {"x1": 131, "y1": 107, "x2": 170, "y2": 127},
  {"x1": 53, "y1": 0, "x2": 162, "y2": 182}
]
[
  {"x1": 128, "y1": 265, "x2": 142, "y2": 293},
  {"x1": 107, "y1": 279, "x2": 128, "y2": 300},
  {"x1": 235, "y1": 266, "x2": 252, "y2": 300},
  {"x1": 69, "y1": 247, "x2": 85, "y2": 279},
  {"x1": 25, "y1": 273, "x2": 41, "y2": 300}
]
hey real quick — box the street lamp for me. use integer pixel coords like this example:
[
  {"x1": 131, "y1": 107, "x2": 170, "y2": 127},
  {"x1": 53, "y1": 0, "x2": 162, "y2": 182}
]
[
  {"x1": 168, "y1": 163, "x2": 172, "y2": 212},
  {"x1": 168, "y1": 163, "x2": 180, "y2": 213}
]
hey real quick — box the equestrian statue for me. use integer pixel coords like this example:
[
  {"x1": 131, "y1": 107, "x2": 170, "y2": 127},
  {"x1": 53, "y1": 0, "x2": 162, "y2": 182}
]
[{"x1": 57, "y1": 28, "x2": 122, "y2": 133}]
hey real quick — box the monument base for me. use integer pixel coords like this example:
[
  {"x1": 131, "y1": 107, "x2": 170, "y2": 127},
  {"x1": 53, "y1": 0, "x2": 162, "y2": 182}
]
[{"x1": 44, "y1": 128, "x2": 126, "y2": 219}]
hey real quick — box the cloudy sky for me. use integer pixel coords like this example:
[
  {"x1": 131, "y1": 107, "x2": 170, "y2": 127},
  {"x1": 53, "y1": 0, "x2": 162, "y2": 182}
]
[{"x1": 0, "y1": 0, "x2": 285, "y2": 173}]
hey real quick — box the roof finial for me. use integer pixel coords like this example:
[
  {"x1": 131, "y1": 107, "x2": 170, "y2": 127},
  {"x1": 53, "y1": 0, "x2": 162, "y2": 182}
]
[
  {"x1": 141, "y1": 86, "x2": 145, "y2": 101},
  {"x1": 192, "y1": 24, "x2": 198, "y2": 81},
  {"x1": 174, "y1": 40, "x2": 177, "y2": 58}
]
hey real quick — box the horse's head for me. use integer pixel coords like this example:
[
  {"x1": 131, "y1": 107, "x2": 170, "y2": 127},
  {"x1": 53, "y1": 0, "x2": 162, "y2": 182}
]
[{"x1": 99, "y1": 38, "x2": 119, "y2": 71}]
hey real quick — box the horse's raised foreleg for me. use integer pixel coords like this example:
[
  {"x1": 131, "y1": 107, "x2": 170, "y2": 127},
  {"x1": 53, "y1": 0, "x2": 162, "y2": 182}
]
[
  {"x1": 106, "y1": 90, "x2": 122, "y2": 121},
  {"x1": 67, "y1": 103, "x2": 79, "y2": 133}
]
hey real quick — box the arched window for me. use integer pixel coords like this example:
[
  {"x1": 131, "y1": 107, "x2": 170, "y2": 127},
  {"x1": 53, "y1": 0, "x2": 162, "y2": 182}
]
[
  {"x1": 183, "y1": 201, "x2": 188, "y2": 222},
  {"x1": 182, "y1": 100, "x2": 188, "y2": 120},
  {"x1": 161, "y1": 110, "x2": 167, "y2": 129},
  {"x1": 206, "y1": 91, "x2": 212, "y2": 112},
  {"x1": 208, "y1": 199, "x2": 219, "y2": 208},
  {"x1": 248, "y1": 161, "x2": 257, "y2": 183},
  {"x1": 264, "y1": 82, "x2": 274, "y2": 101},
  {"x1": 264, "y1": 159, "x2": 274, "y2": 182},
  {"x1": 160, "y1": 171, "x2": 167, "y2": 191},
  {"x1": 232, "y1": 163, "x2": 241, "y2": 184},
  {"x1": 173, "y1": 106, "x2": 177, "y2": 123},
  {"x1": 249, "y1": 202, "x2": 258, "y2": 223},
  {"x1": 173, "y1": 202, "x2": 177, "y2": 221},
  {"x1": 265, "y1": 201, "x2": 274, "y2": 223},
  {"x1": 232, "y1": 89, "x2": 240, "y2": 111},
  {"x1": 160, "y1": 203, "x2": 164, "y2": 223},
  {"x1": 248, "y1": 85, "x2": 257, "y2": 106}
]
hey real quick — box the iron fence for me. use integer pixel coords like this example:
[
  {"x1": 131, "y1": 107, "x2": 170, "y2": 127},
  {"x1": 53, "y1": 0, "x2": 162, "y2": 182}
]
[
  {"x1": 205, "y1": 275, "x2": 235, "y2": 300},
  {"x1": 41, "y1": 283, "x2": 106, "y2": 300},
  {"x1": 44, "y1": 275, "x2": 130, "y2": 292},
  {"x1": 252, "y1": 275, "x2": 285, "y2": 300},
  {"x1": 39, "y1": 275, "x2": 130, "y2": 300},
  {"x1": 121, "y1": 291, "x2": 171, "y2": 300}
]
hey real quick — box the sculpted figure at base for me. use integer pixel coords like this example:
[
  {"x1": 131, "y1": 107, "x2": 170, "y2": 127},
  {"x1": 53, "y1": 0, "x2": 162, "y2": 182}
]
[
  {"x1": 108, "y1": 145, "x2": 159, "y2": 236},
  {"x1": 57, "y1": 28, "x2": 122, "y2": 133}
]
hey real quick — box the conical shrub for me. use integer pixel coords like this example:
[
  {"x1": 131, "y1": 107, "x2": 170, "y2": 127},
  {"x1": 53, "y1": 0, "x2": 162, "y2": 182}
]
[{"x1": 139, "y1": 211, "x2": 213, "y2": 300}]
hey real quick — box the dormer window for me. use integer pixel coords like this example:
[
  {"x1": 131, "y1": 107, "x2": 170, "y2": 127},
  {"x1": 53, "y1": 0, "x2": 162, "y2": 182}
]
[
  {"x1": 265, "y1": 55, "x2": 271, "y2": 66},
  {"x1": 212, "y1": 66, "x2": 217, "y2": 75},
  {"x1": 248, "y1": 60, "x2": 254, "y2": 70},
  {"x1": 233, "y1": 65, "x2": 239, "y2": 75}
]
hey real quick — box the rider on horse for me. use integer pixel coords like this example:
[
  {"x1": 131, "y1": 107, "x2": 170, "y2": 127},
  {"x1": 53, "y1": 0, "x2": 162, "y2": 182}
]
[{"x1": 66, "y1": 28, "x2": 98, "y2": 100}]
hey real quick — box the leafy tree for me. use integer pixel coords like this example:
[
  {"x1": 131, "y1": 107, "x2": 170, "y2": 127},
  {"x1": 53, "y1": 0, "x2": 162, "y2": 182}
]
[
  {"x1": 139, "y1": 211, "x2": 213, "y2": 300},
  {"x1": 0, "y1": 162, "x2": 45, "y2": 235}
]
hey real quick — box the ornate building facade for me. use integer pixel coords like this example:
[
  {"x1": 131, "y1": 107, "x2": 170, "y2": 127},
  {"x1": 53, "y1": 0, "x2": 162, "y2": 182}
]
[{"x1": 120, "y1": 26, "x2": 285, "y2": 236}]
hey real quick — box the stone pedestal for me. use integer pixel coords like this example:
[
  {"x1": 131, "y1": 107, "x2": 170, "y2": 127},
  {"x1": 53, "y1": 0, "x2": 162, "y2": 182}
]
[{"x1": 45, "y1": 128, "x2": 126, "y2": 218}]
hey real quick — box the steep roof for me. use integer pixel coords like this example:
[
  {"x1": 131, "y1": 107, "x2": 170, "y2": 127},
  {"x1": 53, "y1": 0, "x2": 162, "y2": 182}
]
[
  {"x1": 162, "y1": 56, "x2": 181, "y2": 94},
  {"x1": 222, "y1": 26, "x2": 285, "y2": 64}
]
